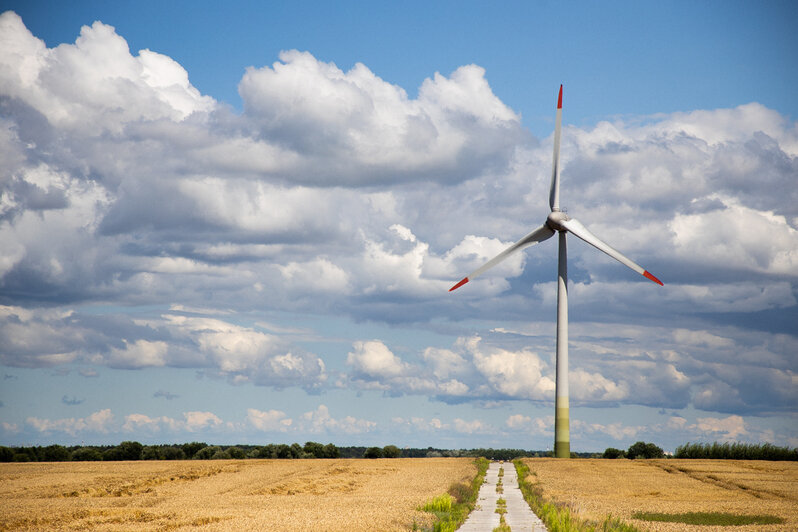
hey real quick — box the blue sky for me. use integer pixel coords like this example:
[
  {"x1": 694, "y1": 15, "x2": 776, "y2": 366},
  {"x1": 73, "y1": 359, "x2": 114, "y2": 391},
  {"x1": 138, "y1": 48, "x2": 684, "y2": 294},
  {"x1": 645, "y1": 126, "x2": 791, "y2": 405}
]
[{"x1": 1, "y1": 1, "x2": 796, "y2": 452}]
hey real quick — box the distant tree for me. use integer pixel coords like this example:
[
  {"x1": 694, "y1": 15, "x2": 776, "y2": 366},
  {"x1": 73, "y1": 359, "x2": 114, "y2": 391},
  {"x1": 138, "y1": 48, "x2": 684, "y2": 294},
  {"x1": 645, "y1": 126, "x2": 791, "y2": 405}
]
[
  {"x1": 211, "y1": 448, "x2": 231, "y2": 459},
  {"x1": 119, "y1": 441, "x2": 144, "y2": 460},
  {"x1": 102, "y1": 442, "x2": 143, "y2": 461},
  {"x1": 181, "y1": 442, "x2": 208, "y2": 459},
  {"x1": 194, "y1": 446, "x2": 221, "y2": 460},
  {"x1": 382, "y1": 445, "x2": 401, "y2": 458},
  {"x1": 71, "y1": 447, "x2": 103, "y2": 461},
  {"x1": 12, "y1": 447, "x2": 39, "y2": 461},
  {"x1": 274, "y1": 444, "x2": 292, "y2": 459},
  {"x1": 253, "y1": 444, "x2": 276, "y2": 459},
  {"x1": 142, "y1": 446, "x2": 162, "y2": 460},
  {"x1": 304, "y1": 441, "x2": 325, "y2": 458},
  {"x1": 322, "y1": 443, "x2": 340, "y2": 458},
  {"x1": 290, "y1": 443, "x2": 304, "y2": 458},
  {"x1": 162, "y1": 446, "x2": 186, "y2": 460},
  {"x1": 41, "y1": 444, "x2": 70, "y2": 461},
  {"x1": 602, "y1": 447, "x2": 626, "y2": 459},
  {"x1": 0, "y1": 446, "x2": 14, "y2": 462},
  {"x1": 363, "y1": 447, "x2": 383, "y2": 459},
  {"x1": 627, "y1": 441, "x2": 664, "y2": 459},
  {"x1": 226, "y1": 446, "x2": 246, "y2": 459}
]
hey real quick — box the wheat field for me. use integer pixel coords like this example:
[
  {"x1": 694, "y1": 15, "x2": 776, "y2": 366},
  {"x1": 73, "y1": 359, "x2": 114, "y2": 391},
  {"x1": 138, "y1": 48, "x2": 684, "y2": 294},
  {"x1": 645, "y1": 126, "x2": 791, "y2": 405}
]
[
  {"x1": 520, "y1": 458, "x2": 798, "y2": 531},
  {"x1": 0, "y1": 458, "x2": 476, "y2": 531}
]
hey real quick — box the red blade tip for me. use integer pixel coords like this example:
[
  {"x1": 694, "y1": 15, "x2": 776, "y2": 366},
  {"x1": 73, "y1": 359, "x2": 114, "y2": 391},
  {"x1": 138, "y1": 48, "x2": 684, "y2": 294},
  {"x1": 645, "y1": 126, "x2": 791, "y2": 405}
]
[
  {"x1": 449, "y1": 277, "x2": 469, "y2": 292},
  {"x1": 557, "y1": 85, "x2": 563, "y2": 109},
  {"x1": 643, "y1": 271, "x2": 664, "y2": 286}
]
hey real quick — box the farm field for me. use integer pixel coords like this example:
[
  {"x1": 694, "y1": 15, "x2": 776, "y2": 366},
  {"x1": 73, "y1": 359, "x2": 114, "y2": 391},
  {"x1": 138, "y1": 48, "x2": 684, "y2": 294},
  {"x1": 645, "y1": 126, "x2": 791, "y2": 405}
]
[
  {"x1": 520, "y1": 458, "x2": 798, "y2": 531},
  {"x1": 0, "y1": 457, "x2": 476, "y2": 531}
]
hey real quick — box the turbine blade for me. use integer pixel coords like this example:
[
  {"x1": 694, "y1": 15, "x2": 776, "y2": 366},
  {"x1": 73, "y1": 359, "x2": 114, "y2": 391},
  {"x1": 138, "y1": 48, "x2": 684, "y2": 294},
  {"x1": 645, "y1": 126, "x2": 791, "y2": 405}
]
[
  {"x1": 559, "y1": 218, "x2": 664, "y2": 285},
  {"x1": 449, "y1": 225, "x2": 555, "y2": 291},
  {"x1": 549, "y1": 84, "x2": 563, "y2": 211}
]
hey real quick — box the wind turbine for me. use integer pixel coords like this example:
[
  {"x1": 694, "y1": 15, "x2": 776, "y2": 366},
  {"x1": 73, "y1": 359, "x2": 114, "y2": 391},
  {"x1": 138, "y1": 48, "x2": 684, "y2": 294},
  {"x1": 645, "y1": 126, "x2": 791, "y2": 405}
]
[{"x1": 449, "y1": 85, "x2": 663, "y2": 458}]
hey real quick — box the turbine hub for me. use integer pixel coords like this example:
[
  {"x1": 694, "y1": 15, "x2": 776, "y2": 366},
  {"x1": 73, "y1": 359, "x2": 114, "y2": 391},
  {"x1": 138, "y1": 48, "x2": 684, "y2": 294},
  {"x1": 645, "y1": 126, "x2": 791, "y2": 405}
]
[{"x1": 546, "y1": 210, "x2": 570, "y2": 232}]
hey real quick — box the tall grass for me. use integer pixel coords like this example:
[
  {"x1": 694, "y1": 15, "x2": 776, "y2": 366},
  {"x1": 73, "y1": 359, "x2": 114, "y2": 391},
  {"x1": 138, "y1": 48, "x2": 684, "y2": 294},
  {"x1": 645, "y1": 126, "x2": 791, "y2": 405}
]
[
  {"x1": 513, "y1": 459, "x2": 640, "y2": 532},
  {"x1": 419, "y1": 457, "x2": 490, "y2": 532},
  {"x1": 422, "y1": 494, "x2": 453, "y2": 514},
  {"x1": 675, "y1": 442, "x2": 797, "y2": 460}
]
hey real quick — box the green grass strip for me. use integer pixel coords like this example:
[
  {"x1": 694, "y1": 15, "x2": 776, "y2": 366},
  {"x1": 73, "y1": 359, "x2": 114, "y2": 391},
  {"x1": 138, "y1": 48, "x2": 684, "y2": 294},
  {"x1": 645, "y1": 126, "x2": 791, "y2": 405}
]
[
  {"x1": 632, "y1": 511, "x2": 784, "y2": 526},
  {"x1": 513, "y1": 459, "x2": 640, "y2": 532},
  {"x1": 417, "y1": 457, "x2": 490, "y2": 532}
]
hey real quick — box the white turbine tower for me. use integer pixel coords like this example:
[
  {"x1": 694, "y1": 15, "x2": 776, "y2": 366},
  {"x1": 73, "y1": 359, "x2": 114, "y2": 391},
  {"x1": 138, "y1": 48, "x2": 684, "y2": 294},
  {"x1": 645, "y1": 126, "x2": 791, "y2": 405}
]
[{"x1": 449, "y1": 85, "x2": 663, "y2": 458}]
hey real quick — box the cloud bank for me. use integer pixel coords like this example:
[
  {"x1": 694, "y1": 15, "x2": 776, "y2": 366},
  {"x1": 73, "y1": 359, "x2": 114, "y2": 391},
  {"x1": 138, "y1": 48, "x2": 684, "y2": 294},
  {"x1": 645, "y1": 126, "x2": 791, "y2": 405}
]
[{"x1": 1, "y1": 11, "x2": 796, "y2": 447}]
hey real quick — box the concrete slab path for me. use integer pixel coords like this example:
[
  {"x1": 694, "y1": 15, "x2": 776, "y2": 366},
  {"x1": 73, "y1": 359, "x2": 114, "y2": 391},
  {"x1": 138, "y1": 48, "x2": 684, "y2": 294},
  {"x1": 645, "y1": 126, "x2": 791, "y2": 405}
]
[{"x1": 457, "y1": 461, "x2": 547, "y2": 531}]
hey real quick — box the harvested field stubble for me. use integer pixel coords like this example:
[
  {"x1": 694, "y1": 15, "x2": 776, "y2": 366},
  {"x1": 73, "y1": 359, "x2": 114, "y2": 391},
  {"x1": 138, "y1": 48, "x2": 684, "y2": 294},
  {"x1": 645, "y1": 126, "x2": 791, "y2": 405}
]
[
  {"x1": 0, "y1": 458, "x2": 476, "y2": 531},
  {"x1": 519, "y1": 458, "x2": 798, "y2": 531}
]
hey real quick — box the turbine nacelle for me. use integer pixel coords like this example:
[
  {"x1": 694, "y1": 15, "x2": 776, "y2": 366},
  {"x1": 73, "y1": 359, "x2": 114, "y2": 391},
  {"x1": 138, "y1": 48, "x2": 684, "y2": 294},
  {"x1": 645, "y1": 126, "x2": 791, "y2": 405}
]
[{"x1": 546, "y1": 210, "x2": 570, "y2": 232}]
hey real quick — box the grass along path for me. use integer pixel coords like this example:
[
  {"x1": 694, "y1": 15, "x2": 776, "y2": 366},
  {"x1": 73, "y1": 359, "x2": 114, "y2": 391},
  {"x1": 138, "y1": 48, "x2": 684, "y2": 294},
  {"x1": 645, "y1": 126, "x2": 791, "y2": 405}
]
[{"x1": 418, "y1": 457, "x2": 489, "y2": 532}]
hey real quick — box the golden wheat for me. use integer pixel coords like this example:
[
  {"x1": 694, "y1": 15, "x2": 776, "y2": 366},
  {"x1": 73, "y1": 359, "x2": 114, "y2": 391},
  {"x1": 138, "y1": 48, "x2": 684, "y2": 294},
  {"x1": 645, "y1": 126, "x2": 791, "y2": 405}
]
[
  {"x1": 519, "y1": 458, "x2": 798, "y2": 532},
  {"x1": 0, "y1": 458, "x2": 475, "y2": 531}
]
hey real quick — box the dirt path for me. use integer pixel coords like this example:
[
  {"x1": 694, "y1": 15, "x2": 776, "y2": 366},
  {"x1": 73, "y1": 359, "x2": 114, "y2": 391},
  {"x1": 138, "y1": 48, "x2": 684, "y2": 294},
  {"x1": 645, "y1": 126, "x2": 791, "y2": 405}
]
[{"x1": 458, "y1": 461, "x2": 546, "y2": 531}]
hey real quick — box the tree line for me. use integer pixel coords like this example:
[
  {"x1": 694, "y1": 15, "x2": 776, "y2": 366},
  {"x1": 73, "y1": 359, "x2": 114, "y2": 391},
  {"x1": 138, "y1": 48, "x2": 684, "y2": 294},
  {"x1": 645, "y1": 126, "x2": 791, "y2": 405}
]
[
  {"x1": 0, "y1": 442, "x2": 559, "y2": 462},
  {"x1": 0, "y1": 442, "x2": 530, "y2": 462},
  {"x1": 674, "y1": 442, "x2": 798, "y2": 461},
  {"x1": 0, "y1": 441, "x2": 338, "y2": 462},
  {"x1": 603, "y1": 441, "x2": 797, "y2": 461},
  {"x1": 3, "y1": 440, "x2": 793, "y2": 462}
]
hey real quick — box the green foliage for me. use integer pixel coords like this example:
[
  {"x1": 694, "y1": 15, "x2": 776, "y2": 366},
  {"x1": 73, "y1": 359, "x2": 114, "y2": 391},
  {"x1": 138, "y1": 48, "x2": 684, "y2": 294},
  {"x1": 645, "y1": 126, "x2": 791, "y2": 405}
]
[
  {"x1": 41, "y1": 444, "x2": 70, "y2": 461},
  {"x1": 421, "y1": 457, "x2": 489, "y2": 532},
  {"x1": 181, "y1": 442, "x2": 207, "y2": 459},
  {"x1": 274, "y1": 444, "x2": 293, "y2": 458},
  {"x1": 302, "y1": 441, "x2": 340, "y2": 458},
  {"x1": 447, "y1": 482, "x2": 471, "y2": 505},
  {"x1": 626, "y1": 441, "x2": 663, "y2": 459},
  {"x1": 0, "y1": 446, "x2": 13, "y2": 462},
  {"x1": 103, "y1": 441, "x2": 143, "y2": 461},
  {"x1": 363, "y1": 446, "x2": 383, "y2": 458},
  {"x1": 632, "y1": 511, "x2": 784, "y2": 525},
  {"x1": 211, "y1": 449, "x2": 231, "y2": 459},
  {"x1": 602, "y1": 447, "x2": 625, "y2": 459},
  {"x1": 675, "y1": 441, "x2": 798, "y2": 460},
  {"x1": 194, "y1": 445, "x2": 221, "y2": 460},
  {"x1": 11, "y1": 446, "x2": 40, "y2": 462},
  {"x1": 383, "y1": 444, "x2": 401, "y2": 458},
  {"x1": 226, "y1": 446, "x2": 246, "y2": 459},
  {"x1": 323, "y1": 443, "x2": 340, "y2": 458},
  {"x1": 514, "y1": 459, "x2": 641, "y2": 532},
  {"x1": 70, "y1": 447, "x2": 103, "y2": 461},
  {"x1": 303, "y1": 441, "x2": 324, "y2": 458},
  {"x1": 141, "y1": 446, "x2": 162, "y2": 460},
  {"x1": 422, "y1": 494, "x2": 453, "y2": 513},
  {"x1": 251, "y1": 444, "x2": 276, "y2": 459},
  {"x1": 161, "y1": 445, "x2": 186, "y2": 460}
]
